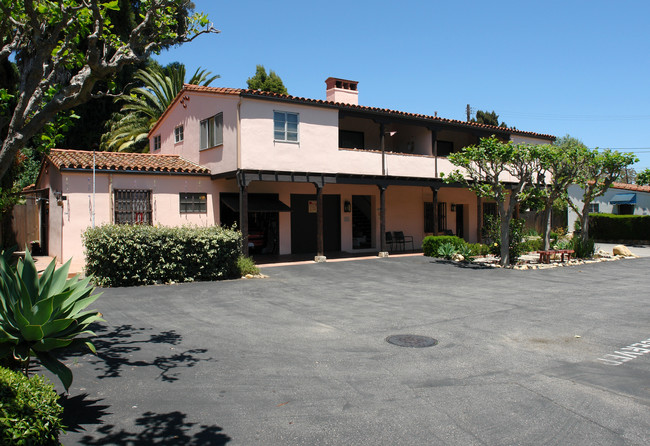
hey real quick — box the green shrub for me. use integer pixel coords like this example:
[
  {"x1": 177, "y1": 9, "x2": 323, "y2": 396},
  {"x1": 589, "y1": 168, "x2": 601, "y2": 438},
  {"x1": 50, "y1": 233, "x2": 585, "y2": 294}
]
[
  {"x1": 571, "y1": 237, "x2": 595, "y2": 259},
  {"x1": 0, "y1": 366, "x2": 64, "y2": 445},
  {"x1": 437, "y1": 243, "x2": 457, "y2": 260},
  {"x1": 0, "y1": 249, "x2": 101, "y2": 390},
  {"x1": 553, "y1": 238, "x2": 571, "y2": 250},
  {"x1": 422, "y1": 236, "x2": 466, "y2": 257},
  {"x1": 520, "y1": 237, "x2": 543, "y2": 253},
  {"x1": 589, "y1": 214, "x2": 650, "y2": 241},
  {"x1": 83, "y1": 225, "x2": 242, "y2": 287},
  {"x1": 468, "y1": 243, "x2": 489, "y2": 256},
  {"x1": 237, "y1": 256, "x2": 260, "y2": 276}
]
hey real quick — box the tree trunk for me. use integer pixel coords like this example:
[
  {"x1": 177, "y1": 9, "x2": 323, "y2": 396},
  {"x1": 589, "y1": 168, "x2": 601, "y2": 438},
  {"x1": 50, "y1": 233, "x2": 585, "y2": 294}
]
[
  {"x1": 541, "y1": 203, "x2": 552, "y2": 250},
  {"x1": 580, "y1": 201, "x2": 590, "y2": 242},
  {"x1": 498, "y1": 201, "x2": 509, "y2": 266}
]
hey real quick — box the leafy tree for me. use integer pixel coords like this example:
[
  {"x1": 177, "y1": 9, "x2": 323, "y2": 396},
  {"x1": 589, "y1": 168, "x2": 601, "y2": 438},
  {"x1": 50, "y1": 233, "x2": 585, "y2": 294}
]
[
  {"x1": 471, "y1": 110, "x2": 508, "y2": 128},
  {"x1": 536, "y1": 136, "x2": 590, "y2": 250},
  {"x1": 246, "y1": 65, "x2": 288, "y2": 94},
  {"x1": 635, "y1": 167, "x2": 650, "y2": 185},
  {"x1": 445, "y1": 136, "x2": 545, "y2": 266},
  {"x1": 568, "y1": 149, "x2": 637, "y2": 242},
  {"x1": 0, "y1": 0, "x2": 219, "y2": 183},
  {"x1": 103, "y1": 64, "x2": 218, "y2": 152}
]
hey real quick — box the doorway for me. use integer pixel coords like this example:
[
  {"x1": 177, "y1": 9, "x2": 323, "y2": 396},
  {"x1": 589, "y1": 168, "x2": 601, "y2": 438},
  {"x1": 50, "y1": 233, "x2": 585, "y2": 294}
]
[
  {"x1": 290, "y1": 194, "x2": 341, "y2": 254},
  {"x1": 352, "y1": 195, "x2": 373, "y2": 249},
  {"x1": 455, "y1": 204, "x2": 464, "y2": 239}
]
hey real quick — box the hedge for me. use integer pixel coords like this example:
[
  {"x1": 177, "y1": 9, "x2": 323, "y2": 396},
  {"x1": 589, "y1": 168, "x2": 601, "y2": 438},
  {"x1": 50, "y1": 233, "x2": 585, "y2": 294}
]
[
  {"x1": 0, "y1": 367, "x2": 64, "y2": 445},
  {"x1": 83, "y1": 225, "x2": 242, "y2": 287},
  {"x1": 422, "y1": 235, "x2": 467, "y2": 257},
  {"x1": 589, "y1": 214, "x2": 650, "y2": 242}
]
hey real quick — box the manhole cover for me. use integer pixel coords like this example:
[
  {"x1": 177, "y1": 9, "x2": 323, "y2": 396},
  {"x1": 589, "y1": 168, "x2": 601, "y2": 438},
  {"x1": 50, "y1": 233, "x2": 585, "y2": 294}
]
[{"x1": 386, "y1": 334, "x2": 438, "y2": 348}]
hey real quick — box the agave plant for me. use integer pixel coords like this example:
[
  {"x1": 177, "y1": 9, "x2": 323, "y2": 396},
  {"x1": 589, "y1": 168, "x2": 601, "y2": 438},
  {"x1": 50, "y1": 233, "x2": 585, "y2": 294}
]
[
  {"x1": 437, "y1": 242, "x2": 457, "y2": 260},
  {"x1": 0, "y1": 248, "x2": 102, "y2": 391}
]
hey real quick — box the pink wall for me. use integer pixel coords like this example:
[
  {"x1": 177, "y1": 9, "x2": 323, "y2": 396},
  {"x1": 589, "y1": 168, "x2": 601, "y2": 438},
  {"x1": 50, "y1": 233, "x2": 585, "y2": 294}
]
[
  {"x1": 153, "y1": 91, "x2": 239, "y2": 174},
  {"x1": 45, "y1": 170, "x2": 214, "y2": 265}
]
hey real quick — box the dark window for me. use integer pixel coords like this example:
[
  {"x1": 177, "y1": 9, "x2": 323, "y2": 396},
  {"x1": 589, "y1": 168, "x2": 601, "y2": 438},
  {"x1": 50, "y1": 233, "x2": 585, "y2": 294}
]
[
  {"x1": 588, "y1": 203, "x2": 599, "y2": 213},
  {"x1": 436, "y1": 141, "x2": 454, "y2": 157},
  {"x1": 424, "y1": 202, "x2": 447, "y2": 232},
  {"x1": 180, "y1": 193, "x2": 207, "y2": 214},
  {"x1": 339, "y1": 130, "x2": 365, "y2": 149},
  {"x1": 617, "y1": 204, "x2": 634, "y2": 215},
  {"x1": 114, "y1": 190, "x2": 152, "y2": 224}
]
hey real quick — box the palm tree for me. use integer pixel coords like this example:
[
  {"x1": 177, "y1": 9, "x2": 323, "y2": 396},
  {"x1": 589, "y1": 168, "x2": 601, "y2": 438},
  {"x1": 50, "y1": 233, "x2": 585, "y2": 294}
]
[{"x1": 103, "y1": 64, "x2": 218, "y2": 152}]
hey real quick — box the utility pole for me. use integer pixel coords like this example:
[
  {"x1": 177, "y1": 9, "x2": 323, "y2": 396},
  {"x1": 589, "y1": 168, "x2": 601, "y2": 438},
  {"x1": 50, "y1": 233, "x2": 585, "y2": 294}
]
[{"x1": 466, "y1": 104, "x2": 471, "y2": 122}]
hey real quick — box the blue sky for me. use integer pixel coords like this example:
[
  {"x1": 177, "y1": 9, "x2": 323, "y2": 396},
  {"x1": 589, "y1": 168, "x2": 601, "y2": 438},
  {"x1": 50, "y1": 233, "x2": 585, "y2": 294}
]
[{"x1": 155, "y1": 0, "x2": 650, "y2": 170}]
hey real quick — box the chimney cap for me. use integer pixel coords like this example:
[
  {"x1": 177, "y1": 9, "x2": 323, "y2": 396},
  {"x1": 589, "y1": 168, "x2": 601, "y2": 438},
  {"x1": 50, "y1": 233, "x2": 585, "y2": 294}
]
[{"x1": 325, "y1": 77, "x2": 359, "y2": 91}]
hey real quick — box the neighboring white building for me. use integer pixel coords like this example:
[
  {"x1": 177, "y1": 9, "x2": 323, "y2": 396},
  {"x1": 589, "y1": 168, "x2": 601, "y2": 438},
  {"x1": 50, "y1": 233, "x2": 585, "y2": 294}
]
[{"x1": 568, "y1": 182, "x2": 650, "y2": 231}]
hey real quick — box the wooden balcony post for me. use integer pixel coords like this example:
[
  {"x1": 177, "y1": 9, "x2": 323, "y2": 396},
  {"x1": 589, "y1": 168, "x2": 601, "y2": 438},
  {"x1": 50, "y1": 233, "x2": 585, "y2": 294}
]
[
  {"x1": 378, "y1": 184, "x2": 388, "y2": 257},
  {"x1": 430, "y1": 186, "x2": 439, "y2": 235},
  {"x1": 315, "y1": 183, "x2": 325, "y2": 262},
  {"x1": 239, "y1": 183, "x2": 249, "y2": 256}
]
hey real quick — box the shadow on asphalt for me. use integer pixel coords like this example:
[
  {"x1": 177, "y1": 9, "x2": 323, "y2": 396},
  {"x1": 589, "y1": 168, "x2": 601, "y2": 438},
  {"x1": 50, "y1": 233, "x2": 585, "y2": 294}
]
[
  {"x1": 62, "y1": 323, "x2": 214, "y2": 382},
  {"x1": 429, "y1": 259, "x2": 494, "y2": 269},
  {"x1": 60, "y1": 393, "x2": 111, "y2": 433},
  {"x1": 76, "y1": 410, "x2": 231, "y2": 445}
]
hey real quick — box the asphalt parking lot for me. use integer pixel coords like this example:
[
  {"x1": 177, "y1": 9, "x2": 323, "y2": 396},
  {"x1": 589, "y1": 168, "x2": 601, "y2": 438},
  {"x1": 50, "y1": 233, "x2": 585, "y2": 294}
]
[{"x1": 58, "y1": 255, "x2": 649, "y2": 445}]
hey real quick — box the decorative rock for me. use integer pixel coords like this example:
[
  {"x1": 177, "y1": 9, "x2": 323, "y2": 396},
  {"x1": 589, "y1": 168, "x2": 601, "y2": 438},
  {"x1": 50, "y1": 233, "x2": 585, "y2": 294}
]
[
  {"x1": 613, "y1": 245, "x2": 635, "y2": 257},
  {"x1": 451, "y1": 253, "x2": 465, "y2": 262},
  {"x1": 593, "y1": 249, "x2": 611, "y2": 259},
  {"x1": 314, "y1": 256, "x2": 327, "y2": 263}
]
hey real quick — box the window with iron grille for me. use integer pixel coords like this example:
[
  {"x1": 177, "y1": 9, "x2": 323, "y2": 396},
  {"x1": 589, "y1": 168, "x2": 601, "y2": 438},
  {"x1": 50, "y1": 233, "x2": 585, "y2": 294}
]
[
  {"x1": 180, "y1": 193, "x2": 207, "y2": 214},
  {"x1": 114, "y1": 190, "x2": 152, "y2": 224},
  {"x1": 424, "y1": 202, "x2": 447, "y2": 232}
]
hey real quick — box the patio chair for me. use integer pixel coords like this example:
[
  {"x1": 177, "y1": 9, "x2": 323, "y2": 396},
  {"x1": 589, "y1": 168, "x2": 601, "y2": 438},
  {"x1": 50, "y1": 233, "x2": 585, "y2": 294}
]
[
  {"x1": 385, "y1": 232, "x2": 394, "y2": 252},
  {"x1": 393, "y1": 231, "x2": 414, "y2": 252}
]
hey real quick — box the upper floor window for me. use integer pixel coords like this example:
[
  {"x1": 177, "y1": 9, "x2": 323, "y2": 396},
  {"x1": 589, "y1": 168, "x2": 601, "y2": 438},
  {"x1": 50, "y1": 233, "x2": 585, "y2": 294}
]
[
  {"x1": 200, "y1": 113, "x2": 223, "y2": 150},
  {"x1": 153, "y1": 135, "x2": 161, "y2": 151},
  {"x1": 274, "y1": 111, "x2": 298, "y2": 142},
  {"x1": 174, "y1": 125, "x2": 184, "y2": 143}
]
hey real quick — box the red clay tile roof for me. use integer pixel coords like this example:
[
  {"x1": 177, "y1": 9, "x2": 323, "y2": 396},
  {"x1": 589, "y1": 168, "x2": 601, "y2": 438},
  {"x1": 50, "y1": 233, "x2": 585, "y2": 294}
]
[
  {"x1": 609, "y1": 182, "x2": 650, "y2": 193},
  {"x1": 168, "y1": 84, "x2": 555, "y2": 141},
  {"x1": 46, "y1": 149, "x2": 211, "y2": 175}
]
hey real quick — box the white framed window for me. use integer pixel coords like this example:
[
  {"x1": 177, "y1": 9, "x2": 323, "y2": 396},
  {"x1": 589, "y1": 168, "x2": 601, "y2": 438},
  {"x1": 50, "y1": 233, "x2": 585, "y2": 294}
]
[
  {"x1": 152, "y1": 134, "x2": 161, "y2": 151},
  {"x1": 200, "y1": 113, "x2": 223, "y2": 150},
  {"x1": 174, "y1": 125, "x2": 184, "y2": 143},
  {"x1": 274, "y1": 111, "x2": 298, "y2": 142},
  {"x1": 588, "y1": 203, "x2": 599, "y2": 213}
]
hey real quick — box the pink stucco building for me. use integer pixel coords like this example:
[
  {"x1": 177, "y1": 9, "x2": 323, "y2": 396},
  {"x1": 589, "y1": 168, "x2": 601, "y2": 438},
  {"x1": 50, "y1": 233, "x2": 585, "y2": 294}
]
[{"x1": 35, "y1": 77, "x2": 554, "y2": 264}]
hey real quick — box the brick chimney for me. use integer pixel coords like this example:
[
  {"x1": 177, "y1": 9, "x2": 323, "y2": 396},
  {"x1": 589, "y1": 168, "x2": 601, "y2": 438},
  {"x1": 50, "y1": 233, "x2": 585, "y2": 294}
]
[{"x1": 325, "y1": 77, "x2": 359, "y2": 105}]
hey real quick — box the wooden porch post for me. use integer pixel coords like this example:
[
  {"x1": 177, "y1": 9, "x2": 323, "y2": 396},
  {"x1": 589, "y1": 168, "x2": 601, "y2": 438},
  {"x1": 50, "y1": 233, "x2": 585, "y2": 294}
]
[
  {"x1": 315, "y1": 183, "x2": 326, "y2": 262},
  {"x1": 238, "y1": 172, "x2": 249, "y2": 255},
  {"x1": 476, "y1": 195, "x2": 482, "y2": 243},
  {"x1": 378, "y1": 185, "x2": 388, "y2": 256},
  {"x1": 430, "y1": 186, "x2": 439, "y2": 235}
]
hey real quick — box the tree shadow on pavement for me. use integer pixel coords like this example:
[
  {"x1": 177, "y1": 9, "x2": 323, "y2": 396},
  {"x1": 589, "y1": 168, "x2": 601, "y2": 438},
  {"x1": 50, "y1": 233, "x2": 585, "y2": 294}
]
[
  {"x1": 62, "y1": 323, "x2": 214, "y2": 382},
  {"x1": 78, "y1": 410, "x2": 231, "y2": 445}
]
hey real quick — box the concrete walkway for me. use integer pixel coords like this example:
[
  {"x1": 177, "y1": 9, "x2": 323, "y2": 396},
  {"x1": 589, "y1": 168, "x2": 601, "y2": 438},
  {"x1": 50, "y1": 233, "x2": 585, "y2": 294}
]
[{"x1": 52, "y1": 255, "x2": 649, "y2": 445}]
